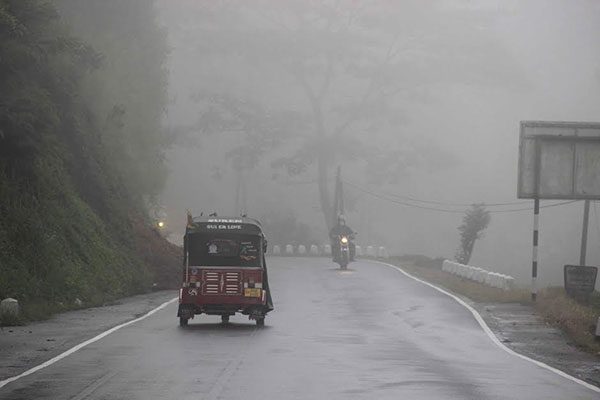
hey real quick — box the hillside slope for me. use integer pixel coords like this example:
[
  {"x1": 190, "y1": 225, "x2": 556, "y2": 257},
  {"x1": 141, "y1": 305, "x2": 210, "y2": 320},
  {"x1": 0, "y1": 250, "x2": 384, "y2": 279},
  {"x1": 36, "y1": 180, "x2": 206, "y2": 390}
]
[{"x1": 0, "y1": 0, "x2": 179, "y2": 322}]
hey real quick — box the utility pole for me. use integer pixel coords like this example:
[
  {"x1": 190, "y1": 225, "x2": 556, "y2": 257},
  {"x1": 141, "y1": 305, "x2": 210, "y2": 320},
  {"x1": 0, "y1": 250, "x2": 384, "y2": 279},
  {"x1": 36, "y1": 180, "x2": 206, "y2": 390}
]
[{"x1": 332, "y1": 166, "x2": 344, "y2": 226}]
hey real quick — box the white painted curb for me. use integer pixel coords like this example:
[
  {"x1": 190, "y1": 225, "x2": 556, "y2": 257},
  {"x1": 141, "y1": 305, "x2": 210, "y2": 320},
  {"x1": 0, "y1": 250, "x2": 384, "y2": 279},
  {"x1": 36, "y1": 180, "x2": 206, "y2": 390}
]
[
  {"x1": 372, "y1": 260, "x2": 600, "y2": 394},
  {"x1": 442, "y1": 260, "x2": 515, "y2": 291}
]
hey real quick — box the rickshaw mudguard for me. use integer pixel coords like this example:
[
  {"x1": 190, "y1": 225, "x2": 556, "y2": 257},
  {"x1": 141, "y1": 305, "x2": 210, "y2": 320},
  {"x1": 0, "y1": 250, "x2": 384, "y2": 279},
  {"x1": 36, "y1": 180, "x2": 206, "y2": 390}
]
[{"x1": 262, "y1": 256, "x2": 274, "y2": 312}]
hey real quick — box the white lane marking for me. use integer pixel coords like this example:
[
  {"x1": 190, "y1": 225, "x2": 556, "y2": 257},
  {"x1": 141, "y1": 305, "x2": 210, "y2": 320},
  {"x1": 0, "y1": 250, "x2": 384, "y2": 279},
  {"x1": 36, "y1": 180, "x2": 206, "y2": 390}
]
[
  {"x1": 372, "y1": 261, "x2": 600, "y2": 394},
  {"x1": 0, "y1": 296, "x2": 178, "y2": 390}
]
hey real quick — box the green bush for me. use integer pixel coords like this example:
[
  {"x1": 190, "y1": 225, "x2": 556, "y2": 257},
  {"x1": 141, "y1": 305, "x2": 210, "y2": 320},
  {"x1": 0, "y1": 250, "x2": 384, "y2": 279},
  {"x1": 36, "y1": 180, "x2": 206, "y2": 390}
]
[{"x1": 0, "y1": 0, "x2": 168, "y2": 323}]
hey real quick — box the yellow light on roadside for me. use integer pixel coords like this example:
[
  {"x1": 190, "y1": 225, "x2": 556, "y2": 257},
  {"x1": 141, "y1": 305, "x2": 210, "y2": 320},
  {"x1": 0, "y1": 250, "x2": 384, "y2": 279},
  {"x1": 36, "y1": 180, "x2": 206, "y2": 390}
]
[{"x1": 158, "y1": 221, "x2": 165, "y2": 228}]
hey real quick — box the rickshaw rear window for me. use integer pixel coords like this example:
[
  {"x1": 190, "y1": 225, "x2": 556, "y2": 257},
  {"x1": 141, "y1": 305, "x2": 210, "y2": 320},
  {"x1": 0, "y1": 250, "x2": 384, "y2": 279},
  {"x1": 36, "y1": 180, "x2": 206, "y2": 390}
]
[{"x1": 186, "y1": 233, "x2": 262, "y2": 267}]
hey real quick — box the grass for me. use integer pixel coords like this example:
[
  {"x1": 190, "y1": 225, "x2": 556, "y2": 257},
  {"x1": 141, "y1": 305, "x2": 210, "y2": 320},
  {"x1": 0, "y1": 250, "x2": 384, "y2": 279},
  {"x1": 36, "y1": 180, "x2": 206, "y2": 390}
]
[
  {"x1": 389, "y1": 257, "x2": 530, "y2": 303},
  {"x1": 535, "y1": 288, "x2": 600, "y2": 354},
  {"x1": 386, "y1": 255, "x2": 600, "y2": 355}
]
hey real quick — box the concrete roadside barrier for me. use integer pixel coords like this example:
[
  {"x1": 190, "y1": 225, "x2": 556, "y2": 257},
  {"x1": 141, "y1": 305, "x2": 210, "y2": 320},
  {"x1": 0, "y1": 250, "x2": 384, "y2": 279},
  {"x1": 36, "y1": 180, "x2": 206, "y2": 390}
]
[
  {"x1": 475, "y1": 269, "x2": 486, "y2": 283},
  {"x1": 484, "y1": 272, "x2": 493, "y2": 286},
  {"x1": 355, "y1": 245, "x2": 362, "y2": 257},
  {"x1": 366, "y1": 246, "x2": 376, "y2": 257},
  {"x1": 323, "y1": 244, "x2": 332, "y2": 256},
  {"x1": 377, "y1": 247, "x2": 389, "y2": 259},
  {"x1": 272, "y1": 245, "x2": 281, "y2": 255},
  {"x1": 449, "y1": 262, "x2": 457, "y2": 274},
  {"x1": 285, "y1": 244, "x2": 294, "y2": 255},
  {"x1": 297, "y1": 245, "x2": 307, "y2": 255},
  {"x1": 443, "y1": 259, "x2": 516, "y2": 291},
  {"x1": 489, "y1": 272, "x2": 499, "y2": 288},
  {"x1": 0, "y1": 298, "x2": 19, "y2": 320},
  {"x1": 310, "y1": 245, "x2": 319, "y2": 256}
]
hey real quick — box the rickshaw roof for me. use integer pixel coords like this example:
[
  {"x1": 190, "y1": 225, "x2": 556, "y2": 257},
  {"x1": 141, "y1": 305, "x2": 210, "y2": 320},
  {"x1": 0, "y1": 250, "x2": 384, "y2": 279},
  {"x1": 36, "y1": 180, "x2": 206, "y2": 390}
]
[{"x1": 186, "y1": 216, "x2": 264, "y2": 235}]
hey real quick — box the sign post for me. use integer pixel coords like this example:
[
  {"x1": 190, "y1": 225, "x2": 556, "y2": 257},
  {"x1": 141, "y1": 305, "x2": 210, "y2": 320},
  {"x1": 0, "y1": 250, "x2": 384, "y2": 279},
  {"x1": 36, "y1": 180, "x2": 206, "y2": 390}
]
[
  {"x1": 518, "y1": 121, "x2": 600, "y2": 301},
  {"x1": 580, "y1": 200, "x2": 590, "y2": 266},
  {"x1": 531, "y1": 199, "x2": 539, "y2": 301}
]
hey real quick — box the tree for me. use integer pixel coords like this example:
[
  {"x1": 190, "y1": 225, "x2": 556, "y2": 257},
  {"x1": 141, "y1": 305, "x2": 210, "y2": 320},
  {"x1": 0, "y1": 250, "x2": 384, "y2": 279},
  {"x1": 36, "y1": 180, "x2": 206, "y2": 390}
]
[
  {"x1": 455, "y1": 203, "x2": 491, "y2": 265},
  {"x1": 0, "y1": 0, "x2": 172, "y2": 307},
  {"x1": 161, "y1": 1, "x2": 524, "y2": 230}
]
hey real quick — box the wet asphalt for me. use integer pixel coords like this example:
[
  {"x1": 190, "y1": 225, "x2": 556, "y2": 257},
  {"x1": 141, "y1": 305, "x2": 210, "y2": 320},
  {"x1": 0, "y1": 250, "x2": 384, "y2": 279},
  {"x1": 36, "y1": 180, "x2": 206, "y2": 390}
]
[{"x1": 0, "y1": 257, "x2": 598, "y2": 400}]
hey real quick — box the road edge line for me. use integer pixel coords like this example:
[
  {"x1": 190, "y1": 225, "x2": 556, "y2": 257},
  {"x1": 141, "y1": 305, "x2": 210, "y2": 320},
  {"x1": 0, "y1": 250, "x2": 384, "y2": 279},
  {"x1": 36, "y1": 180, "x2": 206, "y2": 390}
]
[
  {"x1": 372, "y1": 260, "x2": 600, "y2": 394},
  {"x1": 0, "y1": 296, "x2": 178, "y2": 390}
]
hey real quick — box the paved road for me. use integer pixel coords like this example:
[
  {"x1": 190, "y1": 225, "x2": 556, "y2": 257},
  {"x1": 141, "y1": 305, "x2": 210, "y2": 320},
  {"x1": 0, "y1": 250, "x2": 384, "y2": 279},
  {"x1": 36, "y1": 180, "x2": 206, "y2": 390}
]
[{"x1": 1, "y1": 258, "x2": 598, "y2": 399}]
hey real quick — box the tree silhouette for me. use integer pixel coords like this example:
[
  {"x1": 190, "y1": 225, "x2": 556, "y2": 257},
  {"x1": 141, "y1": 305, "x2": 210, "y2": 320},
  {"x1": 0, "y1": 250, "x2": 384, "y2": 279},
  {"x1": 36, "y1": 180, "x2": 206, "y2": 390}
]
[{"x1": 456, "y1": 203, "x2": 491, "y2": 265}]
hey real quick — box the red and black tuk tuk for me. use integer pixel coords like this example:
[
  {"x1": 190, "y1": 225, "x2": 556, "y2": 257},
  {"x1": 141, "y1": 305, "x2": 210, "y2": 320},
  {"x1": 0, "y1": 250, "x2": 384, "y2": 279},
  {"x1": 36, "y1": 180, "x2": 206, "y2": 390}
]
[{"x1": 177, "y1": 216, "x2": 273, "y2": 326}]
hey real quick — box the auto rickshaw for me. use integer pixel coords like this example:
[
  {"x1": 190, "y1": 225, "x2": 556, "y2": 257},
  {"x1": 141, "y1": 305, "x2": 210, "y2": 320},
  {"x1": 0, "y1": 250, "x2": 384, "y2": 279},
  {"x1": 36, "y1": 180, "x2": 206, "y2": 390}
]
[{"x1": 177, "y1": 215, "x2": 274, "y2": 326}]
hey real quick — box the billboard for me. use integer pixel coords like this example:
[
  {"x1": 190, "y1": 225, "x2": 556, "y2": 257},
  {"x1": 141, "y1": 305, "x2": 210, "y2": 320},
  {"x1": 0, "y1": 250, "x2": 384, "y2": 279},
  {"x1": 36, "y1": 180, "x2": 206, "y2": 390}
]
[{"x1": 518, "y1": 121, "x2": 600, "y2": 199}]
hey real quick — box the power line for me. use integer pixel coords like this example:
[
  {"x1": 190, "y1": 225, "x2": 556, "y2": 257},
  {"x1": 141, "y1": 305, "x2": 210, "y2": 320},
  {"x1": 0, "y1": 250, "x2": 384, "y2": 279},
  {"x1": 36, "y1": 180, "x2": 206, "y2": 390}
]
[
  {"x1": 488, "y1": 200, "x2": 578, "y2": 213},
  {"x1": 343, "y1": 180, "x2": 530, "y2": 208},
  {"x1": 344, "y1": 180, "x2": 579, "y2": 214}
]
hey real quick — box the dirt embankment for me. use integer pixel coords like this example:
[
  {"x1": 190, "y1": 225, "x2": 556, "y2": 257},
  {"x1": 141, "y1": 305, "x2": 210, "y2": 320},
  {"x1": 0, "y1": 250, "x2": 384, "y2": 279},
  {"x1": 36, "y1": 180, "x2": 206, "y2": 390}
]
[{"x1": 131, "y1": 216, "x2": 182, "y2": 290}]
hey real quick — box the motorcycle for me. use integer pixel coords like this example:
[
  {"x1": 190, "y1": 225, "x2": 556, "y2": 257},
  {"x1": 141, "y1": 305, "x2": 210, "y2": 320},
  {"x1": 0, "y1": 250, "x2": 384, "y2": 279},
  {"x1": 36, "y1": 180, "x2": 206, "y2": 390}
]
[{"x1": 337, "y1": 235, "x2": 351, "y2": 270}]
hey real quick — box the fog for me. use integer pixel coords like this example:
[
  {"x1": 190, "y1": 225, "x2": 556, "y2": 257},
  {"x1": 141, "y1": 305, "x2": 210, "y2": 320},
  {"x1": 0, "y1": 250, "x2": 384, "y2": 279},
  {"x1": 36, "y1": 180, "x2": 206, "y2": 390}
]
[{"x1": 155, "y1": 0, "x2": 600, "y2": 287}]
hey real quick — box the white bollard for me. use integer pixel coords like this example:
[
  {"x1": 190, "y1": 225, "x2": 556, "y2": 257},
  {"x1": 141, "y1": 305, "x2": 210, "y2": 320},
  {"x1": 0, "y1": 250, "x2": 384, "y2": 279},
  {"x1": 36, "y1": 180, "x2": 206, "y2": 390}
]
[
  {"x1": 0, "y1": 298, "x2": 19, "y2": 319},
  {"x1": 377, "y1": 246, "x2": 389, "y2": 259},
  {"x1": 285, "y1": 244, "x2": 294, "y2": 255},
  {"x1": 476, "y1": 269, "x2": 486, "y2": 283},
  {"x1": 504, "y1": 276, "x2": 515, "y2": 290},
  {"x1": 442, "y1": 260, "x2": 450, "y2": 272},
  {"x1": 366, "y1": 246, "x2": 376, "y2": 257},
  {"x1": 272, "y1": 245, "x2": 281, "y2": 255},
  {"x1": 488, "y1": 273, "x2": 498, "y2": 288},
  {"x1": 310, "y1": 245, "x2": 319, "y2": 256},
  {"x1": 450, "y1": 262, "x2": 458, "y2": 275},
  {"x1": 466, "y1": 266, "x2": 476, "y2": 280},
  {"x1": 484, "y1": 272, "x2": 493, "y2": 286},
  {"x1": 355, "y1": 245, "x2": 362, "y2": 257},
  {"x1": 297, "y1": 245, "x2": 307, "y2": 255}
]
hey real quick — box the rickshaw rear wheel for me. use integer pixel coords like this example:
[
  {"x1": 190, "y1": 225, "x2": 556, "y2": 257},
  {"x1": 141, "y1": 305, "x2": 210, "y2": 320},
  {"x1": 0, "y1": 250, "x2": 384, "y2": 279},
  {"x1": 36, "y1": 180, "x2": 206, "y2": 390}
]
[
  {"x1": 221, "y1": 315, "x2": 230, "y2": 323},
  {"x1": 179, "y1": 317, "x2": 189, "y2": 327},
  {"x1": 256, "y1": 317, "x2": 265, "y2": 326}
]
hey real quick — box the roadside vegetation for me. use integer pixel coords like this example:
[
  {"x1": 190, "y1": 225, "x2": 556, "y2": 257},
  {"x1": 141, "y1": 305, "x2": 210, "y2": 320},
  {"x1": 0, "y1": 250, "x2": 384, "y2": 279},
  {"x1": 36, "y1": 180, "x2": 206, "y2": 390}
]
[
  {"x1": 0, "y1": 0, "x2": 178, "y2": 325},
  {"x1": 389, "y1": 255, "x2": 600, "y2": 354}
]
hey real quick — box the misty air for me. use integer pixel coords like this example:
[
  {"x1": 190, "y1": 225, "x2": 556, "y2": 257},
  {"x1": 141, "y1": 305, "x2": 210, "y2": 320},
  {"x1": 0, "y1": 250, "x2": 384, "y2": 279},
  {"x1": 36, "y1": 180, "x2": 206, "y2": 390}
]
[{"x1": 1, "y1": 1, "x2": 600, "y2": 399}]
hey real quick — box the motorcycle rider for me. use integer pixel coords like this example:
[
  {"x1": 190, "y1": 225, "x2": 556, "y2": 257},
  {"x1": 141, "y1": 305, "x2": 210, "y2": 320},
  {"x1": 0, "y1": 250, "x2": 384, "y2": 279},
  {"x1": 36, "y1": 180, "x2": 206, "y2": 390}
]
[{"x1": 329, "y1": 215, "x2": 356, "y2": 262}]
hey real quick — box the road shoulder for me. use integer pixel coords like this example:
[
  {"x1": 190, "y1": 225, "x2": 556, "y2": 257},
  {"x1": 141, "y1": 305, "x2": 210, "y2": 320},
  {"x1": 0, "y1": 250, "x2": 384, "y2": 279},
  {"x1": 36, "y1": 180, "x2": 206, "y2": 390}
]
[
  {"x1": 0, "y1": 290, "x2": 176, "y2": 381},
  {"x1": 380, "y1": 260, "x2": 600, "y2": 389}
]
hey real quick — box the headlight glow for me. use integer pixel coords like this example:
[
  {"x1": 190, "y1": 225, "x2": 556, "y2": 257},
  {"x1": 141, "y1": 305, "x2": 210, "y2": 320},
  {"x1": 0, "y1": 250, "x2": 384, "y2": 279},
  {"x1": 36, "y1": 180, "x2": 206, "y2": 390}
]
[
  {"x1": 157, "y1": 221, "x2": 165, "y2": 228},
  {"x1": 341, "y1": 236, "x2": 348, "y2": 244}
]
